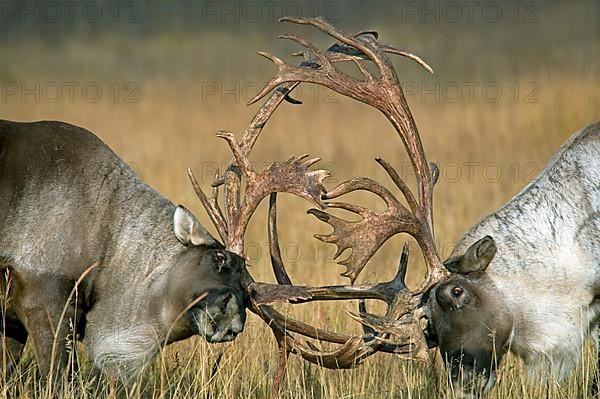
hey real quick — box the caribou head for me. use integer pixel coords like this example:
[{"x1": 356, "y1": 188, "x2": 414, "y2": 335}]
[
  {"x1": 161, "y1": 205, "x2": 247, "y2": 346},
  {"x1": 425, "y1": 236, "x2": 513, "y2": 396}
]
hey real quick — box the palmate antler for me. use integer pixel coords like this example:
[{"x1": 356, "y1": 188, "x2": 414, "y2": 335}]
[{"x1": 188, "y1": 16, "x2": 449, "y2": 396}]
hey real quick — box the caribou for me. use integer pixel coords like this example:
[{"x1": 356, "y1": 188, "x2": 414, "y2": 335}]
[
  {"x1": 0, "y1": 119, "x2": 248, "y2": 380},
  {"x1": 426, "y1": 123, "x2": 600, "y2": 396}
]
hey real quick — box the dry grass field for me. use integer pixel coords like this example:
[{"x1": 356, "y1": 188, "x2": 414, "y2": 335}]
[{"x1": 1, "y1": 0, "x2": 599, "y2": 397}]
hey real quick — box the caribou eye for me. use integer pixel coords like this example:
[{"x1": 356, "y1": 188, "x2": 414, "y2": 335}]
[
  {"x1": 451, "y1": 286, "x2": 464, "y2": 298},
  {"x1": 213, "y1": 250, "x2": 228, "y2": 270},
  {"x1": 214, "y1": 250, "x2": 226, "y2": 261}
]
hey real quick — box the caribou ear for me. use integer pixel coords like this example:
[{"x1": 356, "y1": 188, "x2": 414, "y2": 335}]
[
  {"x1": 173, "y1": 205, "x2": 217, "y2": 247},
  {"x1": 444, "y1": 236, "x2": 497, "y2": 274}
]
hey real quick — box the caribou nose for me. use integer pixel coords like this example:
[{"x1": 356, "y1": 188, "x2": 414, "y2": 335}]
[
  {"x1": 220, "y1": 292, "x2": 234, "y2": 311},
  {"x1": 210, "y1": 295, "x2": 244, "y2": 342},
  {"x1": 220, "y1": 293, "x2": 244, "y2": 328}
]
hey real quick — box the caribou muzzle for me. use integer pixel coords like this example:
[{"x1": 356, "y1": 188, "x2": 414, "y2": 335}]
[
  {"x1": 192, "y1": 289, "x2": 246, "y2": 343},
  {"x1": 447, "y1": 349, "x2": 498, "y2": 398}
]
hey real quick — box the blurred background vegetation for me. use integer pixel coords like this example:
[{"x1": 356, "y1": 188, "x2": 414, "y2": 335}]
[
  {"x1": 1, "y1": 0, "x2": 598, "y2": 81},
  {"x1": 1, "y1": 1, "x2": 599, "y2": 397}
]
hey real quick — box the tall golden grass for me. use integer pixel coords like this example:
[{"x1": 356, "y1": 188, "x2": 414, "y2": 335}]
[{"x1": 1, "y1": 71, "x2": 598, "y2": 398}]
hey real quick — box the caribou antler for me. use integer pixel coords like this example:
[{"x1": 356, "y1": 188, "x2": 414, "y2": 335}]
[{"x1": 189, "y1": 16, "x2": 448, "y2": 396}]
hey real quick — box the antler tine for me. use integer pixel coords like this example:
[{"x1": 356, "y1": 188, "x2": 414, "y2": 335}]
[
  {"x1": 187, "y1": 168, "x2": 227, "y2": 242},
  {"x1": 375, "y1": 157, "x2": 419, "y2": 215},
  {"x1": 216, "y1": 130, "x2": 255, "y2": 179},
  {"x1": 356, "y1": 244, "x2": 409, "y2": 344},
  {"x1": 379, "y1": 43, "x2": 435, "y2": 75}
]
